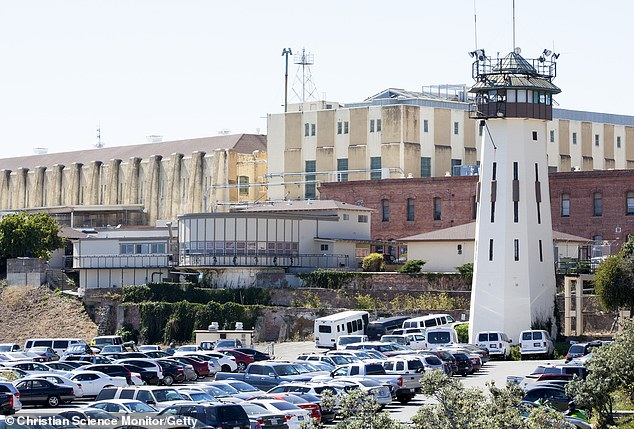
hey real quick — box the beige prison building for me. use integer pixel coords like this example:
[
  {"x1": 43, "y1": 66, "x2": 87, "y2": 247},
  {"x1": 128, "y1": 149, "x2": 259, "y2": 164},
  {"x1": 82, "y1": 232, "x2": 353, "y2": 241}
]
[
  {"x1": 266, "y1": 87, "x2": 634, "y2": 201},
  {"x1": 0, "y1": 134, "x2": 266, "y2": 227}
]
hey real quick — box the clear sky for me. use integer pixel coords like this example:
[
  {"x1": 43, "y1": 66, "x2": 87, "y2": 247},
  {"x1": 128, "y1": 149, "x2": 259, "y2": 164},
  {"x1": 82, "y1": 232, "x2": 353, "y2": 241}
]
[{"x1": 1, "y1": 0, "x2": 632, "y2": 158}]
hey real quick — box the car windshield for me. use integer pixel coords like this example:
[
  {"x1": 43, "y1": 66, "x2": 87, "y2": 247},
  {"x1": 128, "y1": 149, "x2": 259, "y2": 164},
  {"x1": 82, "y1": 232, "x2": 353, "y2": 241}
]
[
  {"x1": 428, "y1": 332, "x2": 451, "y2": 344},
  {"x1": 229, "y1": 381, "x2": 259, "y2": 392},
  {"x1": 212, "y1": 384, "x2": 240, "y2": 395},
  {"x1": 424, "y1": 356, "x2": 443, "y2": 366},
  {"x1": 568, "y1": 345, "x2": 585, "y2": 354},
  {"x1": 240, "y1": 403, "x2": 269, "y2": 416},
  {"x1": 203, "y1": 385, "x2": 231, "y2": 397},
  {"x1": 153, "y1": 389, "x2": 184, "y2": 402},
  {"x1": 125, "y1": 401, "x2": 156, "y2": 412},
  {"x1": 190, "y1": 392, "x2": 216, "y2": 402},
  {"x1": 330, "y1": 356, "x2": 349, "y2": 365},
  {"x1": 274, "y1": 364, "x2": 300, "y2": 376}
]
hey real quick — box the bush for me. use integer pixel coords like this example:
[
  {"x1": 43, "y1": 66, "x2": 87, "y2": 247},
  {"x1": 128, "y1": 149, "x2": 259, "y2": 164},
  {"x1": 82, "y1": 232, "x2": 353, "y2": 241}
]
[
  {"x1": 122, "y1": 283, "x2": 271, "y2": 305},
  {"x1": 455, "y1": 263, "x2": 473, "y2": 282},
  {"x1": 296, "y1": 270, "x2": 357, "y2": 289},
  {"x1": 362, "y1": 253, "x2": 384, "y2": 272},
  {"x1": 454, "y1": 323, "x2": 468, "y2": 343},
  {"x1": 397, "y1": 260, "x2": 426, "y2": 273}
]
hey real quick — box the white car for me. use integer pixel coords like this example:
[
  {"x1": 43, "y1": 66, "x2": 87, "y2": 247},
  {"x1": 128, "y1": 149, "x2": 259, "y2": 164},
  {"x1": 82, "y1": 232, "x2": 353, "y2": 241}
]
[
  {"x1": 246, "y1": 399, "x2": 310, "y2": 429},
  {"x1": 90, "y1": 399, "x2": 158, "y2": 414},
  {"x1": 0, "y1": 361, "x2": 64, "y2": 374},
  {"x1": 519, "y1": 330, "x2": 554, "y2": 359},
  {"x1": 174, "y1": 345, "x2": 200, "y2": 354},
  {"x1": 21, "y1": 374, "x2": 84, "y2": 398},
  {"x1": 68, "y1": 370, "x2": 127, "y2": 397}
]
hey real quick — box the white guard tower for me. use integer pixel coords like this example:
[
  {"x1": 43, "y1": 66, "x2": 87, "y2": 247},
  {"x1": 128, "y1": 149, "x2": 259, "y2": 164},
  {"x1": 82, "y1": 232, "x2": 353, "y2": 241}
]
[{"x1": 467, "y1": 48, "x2": 561, "y2": 343}]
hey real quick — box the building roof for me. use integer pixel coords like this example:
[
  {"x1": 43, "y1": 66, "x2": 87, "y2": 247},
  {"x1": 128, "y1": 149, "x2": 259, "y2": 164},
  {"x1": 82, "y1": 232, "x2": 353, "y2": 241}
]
[
  {"x1": 239, "y1": 200, "x2": 373, "y2": 213},
  {"x1": 0, "y1": 134, "x2": 266, "y2": 171},
  {"x1": 400, "y1": 222, "x2": 590, "y2": 243}
]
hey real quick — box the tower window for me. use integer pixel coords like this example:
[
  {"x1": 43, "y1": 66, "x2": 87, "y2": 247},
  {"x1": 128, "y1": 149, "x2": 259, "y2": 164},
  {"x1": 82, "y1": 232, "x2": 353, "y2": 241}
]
[
  {"x1": 549, "y1": 130, "x2": 555, "y2": 143},
  {"x1": 423, "y1": 119, "x2": 429, "y2": 133},
  {"x1": 532, "y1": 131, "x2": 538, "y2": 141},
  {"x1": 489, "y1": 239, "x2": 494, "y2": 261},
  {"x1": 627, "y1": 192, "x2": 634, "y2": 215},
  {"x1": 305, "y1": 160, "x2": 316, "y2": 199},
  {"x1": 343, "y1": 121, "x2": 349, "y2": 134},
  {"x1": 433, "y1": 197, "x2": 442, "y2": 221},
  {"x1": 421, "y1": 157, "x2": 431, "y2": 177},
  {"x1": 369, "y1": 119, "x2": 374, "y2": 133},
  {"x1": 304, "y1": 123, "x2": 310, "y2": 137},
  {"x1": 311, "y1": 123, "x2": 316, "y2": 136},
  {"x1": 539, "y1": 240, "x2": 543, "y2": 262},
  {"x1": 561, "y1": 194, "x2": 570, "y2": 217},
  {"x1": 238, "y1": 176, "x2": 249, "y2": 196},
  {"x1": 407, "y1": 198, "x2": 415, "y2": 221},
  {"x1": 514, "y1": 239, "x2": 519, "y2": 261},
  {"x1": 454, "y1": 122, "x2": 459, "y2": 135},
  {"x1": 593, "y1": 192, "x2": 602, "y2": 216},
  {"x1": 479, "y1": 122, "x2": 484, "y2": 136},
  {"x1": 337, "y1": 121, "x2": 342, "y2": 134},
  {"x1": 337, "y1": 158, "x2": 348, "y2": 182},
  {"x1": 617, "y1": 136, "x2": 622, "y2": 148},
  {"x1": 572, "y1": 132, "x2": 577, "y2": 145},
  {"x1": 376, "y1": 119, "x2": 381, "y2": 132},
  {"x1": 381, "y1": 199, "x2": 390, "y2": 222},
  {"x1": 457, "y1": 244, "x2": 463, "y2": 255},
  {"x1": 370, "y1": 157, "x2": 382, "y2": 180},
  {"x1": 595, "y1": 134, "x2": 600, "y2": 146}
]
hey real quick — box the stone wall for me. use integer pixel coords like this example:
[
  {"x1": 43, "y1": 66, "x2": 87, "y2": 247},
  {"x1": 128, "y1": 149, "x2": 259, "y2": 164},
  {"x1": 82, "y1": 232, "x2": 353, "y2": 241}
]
[{"x1": 6, "y1": 258, "x2": 46, "y2": 287}]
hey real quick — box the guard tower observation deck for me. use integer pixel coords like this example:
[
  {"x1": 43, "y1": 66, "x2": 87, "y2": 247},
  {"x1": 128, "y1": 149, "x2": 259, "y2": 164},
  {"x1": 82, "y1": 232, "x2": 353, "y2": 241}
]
[{"x1": 469, "y1": 50, "x2": 561, "y2": 120}]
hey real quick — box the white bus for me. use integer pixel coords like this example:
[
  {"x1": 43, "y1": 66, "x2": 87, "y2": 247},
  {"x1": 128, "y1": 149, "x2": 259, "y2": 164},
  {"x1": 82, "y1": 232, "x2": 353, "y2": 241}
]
[
  {"x1": 314, "y1": 310, "x2": 370, "y2": 349},
  {"x1": 401, "y1": 313, "x2": 456, "y2": 330}
]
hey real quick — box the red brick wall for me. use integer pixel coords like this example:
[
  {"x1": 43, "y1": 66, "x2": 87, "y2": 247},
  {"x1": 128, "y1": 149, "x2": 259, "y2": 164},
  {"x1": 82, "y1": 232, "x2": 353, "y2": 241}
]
[{"x1": 319, "y1": 169, "x2": 634, "y2": 251}]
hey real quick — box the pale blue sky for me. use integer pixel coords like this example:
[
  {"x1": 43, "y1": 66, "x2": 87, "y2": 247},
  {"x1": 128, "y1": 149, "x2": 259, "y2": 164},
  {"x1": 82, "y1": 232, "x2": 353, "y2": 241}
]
[{"x1": 0, "y1": 1, "x2": 631, "y2": 158}]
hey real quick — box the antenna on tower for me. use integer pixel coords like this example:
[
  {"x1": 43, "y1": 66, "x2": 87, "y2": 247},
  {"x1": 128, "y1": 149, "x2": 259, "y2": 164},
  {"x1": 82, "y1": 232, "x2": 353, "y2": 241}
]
[
  {"x1": 473, "y1": 0, "x2": 479, "y2": 49},
  {"x1": 512, "y1": 0, "x2": 516, "y2": 50},
  {"x1": 291, "y1": 48, "x2": 318, "y2": 104},
  {"x1": 95, "y1": 123, "x2": 104, "y2": 148}
]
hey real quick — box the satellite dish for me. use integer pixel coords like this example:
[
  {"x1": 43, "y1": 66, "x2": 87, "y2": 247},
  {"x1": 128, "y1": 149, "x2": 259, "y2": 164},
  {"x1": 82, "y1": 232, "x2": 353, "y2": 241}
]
[{"x1": 514, "y1": 47, "x2": 522, "y2": 54}]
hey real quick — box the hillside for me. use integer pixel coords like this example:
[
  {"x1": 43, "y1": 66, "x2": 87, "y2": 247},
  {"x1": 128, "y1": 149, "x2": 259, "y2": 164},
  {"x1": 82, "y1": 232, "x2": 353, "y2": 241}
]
[{"x1": 0, "y1": 285, "x2": 98, "y2": 346}]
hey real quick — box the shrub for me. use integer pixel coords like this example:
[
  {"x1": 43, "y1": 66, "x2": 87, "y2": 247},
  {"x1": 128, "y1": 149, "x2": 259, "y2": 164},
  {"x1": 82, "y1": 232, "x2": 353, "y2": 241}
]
[
  {"x1": 455, "y1": 263, "x2": 473, "y2": 282},
  {"x1": 397, "y1": 260, "x2": 426, "y2": 273},
  {"x1": 362, "y1": 253, "x2": 384, "y2": 272},
  {"x1": 454, "y1": 323, "x2": 468, "y2": 343},
  {"x1": 296, "y1": 269, "x2": 357, "y2": 289}
]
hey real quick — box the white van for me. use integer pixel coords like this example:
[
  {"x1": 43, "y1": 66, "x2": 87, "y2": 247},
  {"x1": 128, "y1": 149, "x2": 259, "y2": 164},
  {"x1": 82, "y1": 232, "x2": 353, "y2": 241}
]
[
  {"x1": 425, "y1": 327, "x2": 459, "y2": 350},
  {"x1": 336, "y1": 334, "x2": 368, "y2": 350},
  {"x1": 314, "y1": 311, "x2": 369, "y2": 349},
  {"x1": 24, "y1": 338, "x2": 86, "y2": 356},
  {"x1": 402, "y1": 314, "x2": 456, "y2": 330},
  {"x1": 476, "y1": 331, "x2": 512, "y2": 360},
  {"x1": 519, "y1": 330, "x2": 554, "y2": 359}
]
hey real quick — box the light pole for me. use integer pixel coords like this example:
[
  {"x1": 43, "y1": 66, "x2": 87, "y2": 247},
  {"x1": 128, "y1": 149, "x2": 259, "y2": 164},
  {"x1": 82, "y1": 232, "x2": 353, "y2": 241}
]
[{"x1": 281, "y1": 48, "x2": 292, "y2": 112}]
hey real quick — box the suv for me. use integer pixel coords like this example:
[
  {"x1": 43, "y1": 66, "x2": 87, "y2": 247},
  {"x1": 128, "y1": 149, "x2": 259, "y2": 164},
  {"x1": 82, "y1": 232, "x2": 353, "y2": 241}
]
[
  {"x1": 0, "y1": 382, "x2": 21, "y2": 414},
  {"x1": 95, "y1": 386, "x2": 188, "y2": 410},
  {"x1": 476, "y1": 331, "x2": 512, "y2": 360},
  {"x1": 158, "y1": 403, "x2": 250, "y2": 429},
  {"x1": 519, "y1": 330, "x2": 554, "y2": 359},
  {"x1": 565, "y1": 340, "x2": 604, "y2": 363}
]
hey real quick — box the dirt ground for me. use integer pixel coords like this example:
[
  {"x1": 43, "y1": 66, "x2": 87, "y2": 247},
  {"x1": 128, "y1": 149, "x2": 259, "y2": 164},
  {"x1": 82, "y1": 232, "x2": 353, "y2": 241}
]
[{"x1": 0, "y1": 284, "x2": 98, "y2": 346}]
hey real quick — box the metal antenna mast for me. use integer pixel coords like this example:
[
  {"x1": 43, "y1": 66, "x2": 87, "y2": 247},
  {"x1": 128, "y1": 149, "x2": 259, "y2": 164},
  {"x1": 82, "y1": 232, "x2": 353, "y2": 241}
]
[
  {"x1": 291, "y1": 48, "x2": 318, "y2": 103},
  {"x1": 95, "y1": 123, "x2": 104, "y2": 148},
  {"x1": 281, "y1": 48, "x2": 292, "y2": 112}
]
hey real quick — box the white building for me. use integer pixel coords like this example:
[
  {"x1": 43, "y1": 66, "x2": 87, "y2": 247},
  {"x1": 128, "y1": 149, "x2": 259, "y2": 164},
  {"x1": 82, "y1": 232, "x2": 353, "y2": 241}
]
[
  {"x1": 72, "y1": 223, "x2": 175, "y2": 291},
  {"x1": 401, "y1": 222, "x2": 589, "y2": 273}
]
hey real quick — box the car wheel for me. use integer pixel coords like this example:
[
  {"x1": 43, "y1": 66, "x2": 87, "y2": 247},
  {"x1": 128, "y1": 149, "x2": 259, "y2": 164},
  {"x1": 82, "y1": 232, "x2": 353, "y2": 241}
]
[
  {"x1": 397, "y1": 395, "x2": 412, "y2": 404},
  {"x1": 221, "y1": 365, "x2": 231, "y2": 372},
  {"x1": 149, "y1": 376, "x2": 160, "y2": 385},
  {"x1": 47, "y1": 395, "x2": 61, "y2": 408},
  {"x1": 237, "y1": 362, "x2": 247, "y2": 372},
  {"x1": 162, "y1": 374, "x2": 174, "y2": 386}
]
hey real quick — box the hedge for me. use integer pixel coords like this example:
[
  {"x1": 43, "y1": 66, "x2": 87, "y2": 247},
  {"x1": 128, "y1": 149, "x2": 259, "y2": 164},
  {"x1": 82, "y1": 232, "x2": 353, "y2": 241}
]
[
  {"x1": 122, "y1": 283, "x2": 271, "y2": 306},
  {"x1": 137, "y1": 300, "x2": 263, "y2": 344}
]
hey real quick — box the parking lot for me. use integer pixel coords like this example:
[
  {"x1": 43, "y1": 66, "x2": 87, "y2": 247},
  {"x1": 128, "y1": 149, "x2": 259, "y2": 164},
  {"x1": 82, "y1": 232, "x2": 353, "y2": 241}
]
[{"x1": 8, "y1": 340, "x2": 564, "y2": 426}]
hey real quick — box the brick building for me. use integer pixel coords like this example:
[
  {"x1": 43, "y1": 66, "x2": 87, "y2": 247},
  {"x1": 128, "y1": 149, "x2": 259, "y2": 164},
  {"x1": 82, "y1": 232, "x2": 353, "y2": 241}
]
[{"x1": 319, "y1": 169, "x2": 634, "y2": 256}]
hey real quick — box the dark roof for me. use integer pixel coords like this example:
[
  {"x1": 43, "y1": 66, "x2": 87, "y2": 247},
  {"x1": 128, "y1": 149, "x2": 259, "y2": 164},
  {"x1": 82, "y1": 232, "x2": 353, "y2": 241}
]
[{"x1": 0, "y1": 134, "x2": 266, "y2": 171}]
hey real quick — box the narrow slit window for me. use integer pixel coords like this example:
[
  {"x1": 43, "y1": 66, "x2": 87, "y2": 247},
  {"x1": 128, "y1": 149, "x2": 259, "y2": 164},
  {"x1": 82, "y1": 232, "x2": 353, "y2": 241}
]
[
  {"x1": 539, "y1": 240, "x2": 543, "y2": 262},
  {"x1": 514, "y1": 239, "x2": 519, "y2": 261},
  {"x1": 489, "y1": 239, "x2": 494, "y2": 261}
]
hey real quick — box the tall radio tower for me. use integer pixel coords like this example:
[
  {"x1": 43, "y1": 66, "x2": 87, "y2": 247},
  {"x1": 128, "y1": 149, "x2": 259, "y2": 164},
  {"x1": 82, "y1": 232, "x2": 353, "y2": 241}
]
[{"x1": 291, "y1": 48, "x2": 318, "y2": 103}]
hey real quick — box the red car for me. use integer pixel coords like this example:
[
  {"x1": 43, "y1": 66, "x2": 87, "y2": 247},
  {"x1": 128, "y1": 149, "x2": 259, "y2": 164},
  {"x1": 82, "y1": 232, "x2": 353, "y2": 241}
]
[
  {"x1": 167, "y1": 356, "x2": 210, "y2": 378},
  {"x1": 217, "y1": 349, "x2": 255, "y2": 372},
  {"x1": 248, "y1": 393, "x2": 321, "y2": 423}
]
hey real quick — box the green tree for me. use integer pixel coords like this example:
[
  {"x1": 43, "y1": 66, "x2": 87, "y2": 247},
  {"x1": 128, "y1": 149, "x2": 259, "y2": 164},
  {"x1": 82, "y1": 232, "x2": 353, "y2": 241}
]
[
  {"x1": 0, "y1": 213, "x2": 65, "y2": 260},
  {"x1": 594, "y1": 253, "x2": 634, "y2": 314},
  {"x1": 397, "y1": 259, "x2": 426, "y2": 273}
]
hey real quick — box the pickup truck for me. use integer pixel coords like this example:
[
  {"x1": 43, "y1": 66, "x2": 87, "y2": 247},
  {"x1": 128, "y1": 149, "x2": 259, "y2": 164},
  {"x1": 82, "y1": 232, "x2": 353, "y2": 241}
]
[
  {"x1": 214, "y1": 362, "x2": 313, "y2": 391},
  {"x1": 310, "y1": 362, "x2": 418, "y2": 404}
]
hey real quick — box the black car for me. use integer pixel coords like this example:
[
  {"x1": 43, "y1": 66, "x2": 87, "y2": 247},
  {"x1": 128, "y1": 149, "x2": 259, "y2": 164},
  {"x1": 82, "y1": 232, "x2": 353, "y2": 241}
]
[
  {"x1": 233, "y1": 348, "x2": 272, "y2": 361},
  {"x1": 447, "y1": 351, "x2": 472, "y2": 376},
  {"x1": 82, "y1": 364, "x2": 133, "y2": 385},
  {"x1": 14, "y1": 378, "x2": 75, "y2": 407},
  {"x1": 523, "y1": 385, "x2": 571, "y2": 411},
  {"x1": 158, "y1": 403, "x2": 250, "y2": 429},
  {"x1": 144, "y1": 350, "x2": 170, "y2": 359},
  {"x1": 156, "y1": 359, "x2": 187, "y2": 385},
  {"x1": 565, "y1": 340, "x2": 604, "y2": 363},
  {"x1": 120, "y1": 363, "x2": 160, "y2": 385},
  {"x1": 62, "y1": 354, "x2": 113, "y2": 364}
]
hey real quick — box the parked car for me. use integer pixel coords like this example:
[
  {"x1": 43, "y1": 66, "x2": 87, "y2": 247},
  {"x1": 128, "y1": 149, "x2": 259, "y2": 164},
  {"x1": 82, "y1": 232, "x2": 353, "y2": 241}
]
[
  {"x1": 247, "y1": 393, "x2": 321, "y2": 423},
  {"x1": 119, "y1": 363, "x2": 161, "y2": 385},
  {"x1": 61, "y1": 354, "x2": 113, "y2": 364},
  {"x1": 158, "y1": 402, "x2": 251, "y2": 429},
  {"x1": 57, "y1": 408, "x2": 118, "y2": 426},
  {"x1": 114, "y1": 358, "x2": 164, "y2": 382},
  {"x1": 156, "y1": 359, "x2": 190, "y2": 384},
  {"x1": 520, "y1": 330, "x2": 554, "y2": 359},
  {"x1": 91, "y1": 399, "x2": 159, "y2": 415},
  {"x1": 214, "y1": 339, "x2": 243, "y2": 350},
  {"x1": 61, "y1": 343, "x2": 94, "y2": 357},
  {"x1": 208, "y1": 380, "x2": 265, "y2": 400},
  {"x1": 239, "y1": 401, "x2": 288, "y2": 429},
  {"x1": 20, "y1": 374, "x2": 83, "y2": 399},
  {"x1": 145, "y1": 350, "x2": 171, "y2": 359},
  {"x1": 13, "y1": 378, "x2": 74, "y2": 407},
  {"x1": 220, "y1": 349, "x2": 255, "y2": 372},
  {"x1": 138, "y1": 345, "x2": 162, "y2": 352},
  {"x1": 335, "y1": 335, "x2": 368, "y2": 350},
  {"x1": 80, "y1": 364, "x2": 135, "y2": 385},
  {"x1": 476, "y1": 331, "x2": 512, "y2": 360},
  {"x1": 67, "y1": 370, "x2": 128, "y2": 397},
  {"x1": 47, "y1": 361, "x2": 87, "y2": 371},
  {"x1": 91, "y1": 335, "x2": 124, "y2": 348},
  {"x1": 0, "y1": 382, "x2": 21, "y2": 413},
  {"x1": 0, "y1": 345, "x2": 20, "y2": 353},
  {"x1": 95, "y1": 386, "x2": 188, "y2": 410},
  {"x1": 184, "y1": 351, "x2": 236, "y2": 373},
  {"x1": 565, "y1": 340, "x2": 605, "y2": 363},
  {"x1": 0, "y1": 392, "x2": 14, "y2": 416},
  {"x1": 522, "y1": 385, "x2": 571, "y2": 412},
  {"x1": 233, "y1": 348, "x2": 272, "y2": 362},
  {"x1": 445, "y1": 351, "x2": 472, "y2": 376},
  {"x1": 167, "y1": 356, "x2": 211, "y2": 378},
  {"x1": 342, "y1": 341, "x2": 413, "y2": 357}
]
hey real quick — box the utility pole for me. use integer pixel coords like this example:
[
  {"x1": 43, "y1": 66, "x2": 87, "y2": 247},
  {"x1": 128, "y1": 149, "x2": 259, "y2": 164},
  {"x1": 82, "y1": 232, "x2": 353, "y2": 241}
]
[{"x1": 281, "y1": 48, "x2": 292, "y2": 112}]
